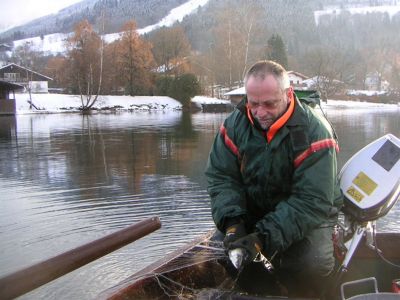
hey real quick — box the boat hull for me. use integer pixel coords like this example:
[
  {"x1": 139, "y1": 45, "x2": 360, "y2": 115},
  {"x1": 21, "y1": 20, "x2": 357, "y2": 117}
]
[{"x1": 99, "y1": 231, "x2": 400, "y2": 299}]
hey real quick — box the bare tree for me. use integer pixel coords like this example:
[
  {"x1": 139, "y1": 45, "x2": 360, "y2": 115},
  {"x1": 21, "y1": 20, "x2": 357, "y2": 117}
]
[
  {"x1": 209, "y1": 0, "x2": 263, "y2": 88},
  {"x1": 114, "y1": 20, "x2": 155, "y2": 95},
  {"x1": 302, "y1": 46, "x2": 356, "y2": 99},
  {"x1": 66, "y1": 19, "x2": 104, "y2": 111}
]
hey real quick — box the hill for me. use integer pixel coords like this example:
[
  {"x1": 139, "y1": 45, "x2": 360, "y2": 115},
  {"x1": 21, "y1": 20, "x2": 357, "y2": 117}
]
[
  {"x1": 2, "y1": 0, "x2": 400, "y2": 97},
  {"x1": 0, "y1": 0, "x2": 188, "y2": 42},
  {"x1": 0, "y1": 0, "x2": 400, "y2": 42}
]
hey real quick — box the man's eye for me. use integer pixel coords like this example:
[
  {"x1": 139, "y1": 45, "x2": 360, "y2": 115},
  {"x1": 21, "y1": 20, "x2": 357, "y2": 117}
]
[{"x1": 264, "y1": 102, "x2": 278, "y2": 108}]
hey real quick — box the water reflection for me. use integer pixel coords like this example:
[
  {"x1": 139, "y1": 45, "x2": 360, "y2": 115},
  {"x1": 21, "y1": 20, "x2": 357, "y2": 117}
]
[
  {"x1": 0, "y1": 115, "x2": 17, "y2": 139},
  {"x1": 0, "y1": 107, "x2": 399, "y2": 299}
]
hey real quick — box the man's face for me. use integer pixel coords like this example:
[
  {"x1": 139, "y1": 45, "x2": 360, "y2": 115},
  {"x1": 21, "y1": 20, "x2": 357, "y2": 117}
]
[{"x1": 246, "y1": 74, "x2": 290, "y2": 130}]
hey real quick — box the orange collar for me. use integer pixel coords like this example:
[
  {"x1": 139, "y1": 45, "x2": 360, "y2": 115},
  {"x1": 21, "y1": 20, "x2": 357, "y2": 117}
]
[
  {"x1": 246, "y1": 95, "x2": 295, "y2": 143},
  {"x1": 267, "y1": 95, "x2": 295, "y2": 143}
]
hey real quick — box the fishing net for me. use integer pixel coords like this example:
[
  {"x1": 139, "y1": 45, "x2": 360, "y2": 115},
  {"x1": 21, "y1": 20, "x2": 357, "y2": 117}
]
[
  {"x1": 100, "y1": 231, "x2": 291, "y2": 299},
  {"x1": 102, "y1": 233, "x2": 247, "y2": 299}
]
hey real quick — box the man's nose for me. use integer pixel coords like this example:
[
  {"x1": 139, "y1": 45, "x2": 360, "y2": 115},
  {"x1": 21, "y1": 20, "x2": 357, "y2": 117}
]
[{"x1": 257, "y1": 107, "x2": 270, "y2": 118}]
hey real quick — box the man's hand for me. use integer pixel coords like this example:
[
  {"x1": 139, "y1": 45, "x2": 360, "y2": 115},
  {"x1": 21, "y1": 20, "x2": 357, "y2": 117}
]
[
  {"x1": 223, "y1": 222, "x2": 246, "y2": 249},
  {"x1": 228, "y1": 233, "x2": 263, "y2": 266}
]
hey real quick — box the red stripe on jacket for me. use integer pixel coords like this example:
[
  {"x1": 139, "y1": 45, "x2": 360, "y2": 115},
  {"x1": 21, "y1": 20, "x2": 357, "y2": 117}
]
[
  {"x1": 220, "y1": 125, "x2": 240, "y2": 158},
  {"x1": 294, "y1": 138, "x2": 339, "y2": 168}
]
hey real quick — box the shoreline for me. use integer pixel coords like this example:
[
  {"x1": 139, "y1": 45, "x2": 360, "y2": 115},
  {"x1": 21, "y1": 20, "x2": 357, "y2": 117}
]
[{"x1": 10, "y1": 93, "x2": 400, "y2": 115}]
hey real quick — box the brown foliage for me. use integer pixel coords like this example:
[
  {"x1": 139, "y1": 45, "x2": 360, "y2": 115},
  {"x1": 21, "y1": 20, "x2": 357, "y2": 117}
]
[
  {"x1": 46, "y1": 56, "x2": 68, "y2": 88},
  {"x1": 113, "y1": 20, "x2": 156, "y2": 95},
  {"x1": 149, "y1": 26, "x2": 191, "y2": 76},
  {"x1": 66, "y1": 19, "x2": 103, "y2": 104}
]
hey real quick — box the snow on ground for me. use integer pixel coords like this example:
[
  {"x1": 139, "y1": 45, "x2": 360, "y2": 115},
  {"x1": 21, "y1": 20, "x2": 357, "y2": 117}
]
[
  {"x1": 12, "y1": 0, "x2": 211, "y2": 54},
  {"x1": 346, "y1": 90, "x2": 388, "y2": 96},
  {"x1": 15, "y1": 93, "x2": 182, "y2": 114},
  {"x1": 191, "y1": 96, "x2": 231, "y2": 108},
  {"x1": 13, "y1": 33, "x2": 71, "y2": 54},
  {"x1": 322, "y1": 99, "x2": 399, "y2": 109},
  {"x1": 13, "y1": 93, "x2": 399, "y2": 115},
  {"x1": 137, "y1": 0, "x2": 210, "y2": 34}
]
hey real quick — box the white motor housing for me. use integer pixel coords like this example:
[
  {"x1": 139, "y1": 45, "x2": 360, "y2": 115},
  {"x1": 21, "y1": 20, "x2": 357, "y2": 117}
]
[{"x1": 339, "y1": 133, "x2": 400, "y2": 222}]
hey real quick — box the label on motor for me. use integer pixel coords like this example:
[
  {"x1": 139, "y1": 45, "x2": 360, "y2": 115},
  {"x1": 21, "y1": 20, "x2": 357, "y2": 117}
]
[
  {"x1": 346, "y1": 186, "x2": 364, "y2": 203},
  {"x1": 352, "y1": 171, "x2": 378, "y2": 196}
]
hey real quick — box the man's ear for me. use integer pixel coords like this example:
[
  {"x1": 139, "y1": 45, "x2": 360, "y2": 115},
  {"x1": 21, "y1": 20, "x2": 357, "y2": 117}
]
[{"x1": 287, "y1": 87, "x2": 294, "y2": 102}]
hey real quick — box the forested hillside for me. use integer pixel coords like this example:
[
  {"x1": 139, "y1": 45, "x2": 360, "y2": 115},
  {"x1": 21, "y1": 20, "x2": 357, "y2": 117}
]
[
  {"x1": 2, "y1": 0, "x2": 399, "y2": 101},
  {"x1": 0, "y1": 0, "x2": 187, "y2": 41},
  {"x1": 176, "y1": 0, "x2": 400, "y2": 93}
]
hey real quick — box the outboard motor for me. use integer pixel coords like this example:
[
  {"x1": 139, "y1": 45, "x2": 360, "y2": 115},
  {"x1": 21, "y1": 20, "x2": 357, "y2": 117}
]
[
  {"x1": 340, "y1": 133, "x2": 400, "y2": 223},
  {"x1": 334, "y1": 133, "x2": 400, "y2": 285}
]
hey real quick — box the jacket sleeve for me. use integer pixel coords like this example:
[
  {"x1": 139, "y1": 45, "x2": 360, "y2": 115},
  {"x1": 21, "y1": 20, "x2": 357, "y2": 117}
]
[
  {"x1": 255, "y1": 125, "x2": 341, "y2": 257},
  {"x1": 205, "y1": 122, "x2": 247, "y2": 232}
]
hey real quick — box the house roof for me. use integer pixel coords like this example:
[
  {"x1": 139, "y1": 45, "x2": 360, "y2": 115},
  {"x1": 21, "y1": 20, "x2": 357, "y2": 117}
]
[
  {"x1": 0, "y1": 80, "x2": 24, "y2": 90},
  {"x1": 0, "y1": 43, "x2": 12, "y2": 51},
  {"x1": 0, "y1": 63, "x2": 53, "y2": 81},
  {"x1": 288, "y1": 71, "x2": 308, "y2": 79},
  {"x1": 302, "y1": 76, "x2": 345, "y2": 87},
  {"x1": 225, "y1": 86, "x2": 245, "y2": 96},
  {"x1": 225, "y1": 71, "x2": 309, "y2": 96}
]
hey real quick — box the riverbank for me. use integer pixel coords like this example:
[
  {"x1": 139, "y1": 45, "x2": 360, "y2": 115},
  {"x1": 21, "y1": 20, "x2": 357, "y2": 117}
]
[
  {"x1": 15, "y1": 93, "x2": 183, "y2": 114},
  {"x1": 322, "y1": 98, "x2": 399, "y2": 109},
  {"x1": 13, "y1": 93, "x2": 400, "y2": 114}
]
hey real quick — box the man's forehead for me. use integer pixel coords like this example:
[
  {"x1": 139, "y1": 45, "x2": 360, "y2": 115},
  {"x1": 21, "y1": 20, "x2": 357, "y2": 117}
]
[
  {"x1": 246, "y1": 74, "x2": 279, "y2": 90},
  {"x1": 247, "y1": 96, "x2": 281, "y2": 104}
]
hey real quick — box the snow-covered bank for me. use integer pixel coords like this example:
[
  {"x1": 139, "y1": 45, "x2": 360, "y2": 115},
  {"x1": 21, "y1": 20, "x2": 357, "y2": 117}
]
[
  {"x1": 15, "y1": 93, "x2": 182, "y2": 114},
  {"x1": 191, "y1": 96, "x2": 231, "y2": 108},
  {"x1": 194, "y1": 95, "x2": 399, "y2": 110},
  {"x1": 322, "y1": 99, "x2": 399, "y2": 110},
  {"x1": 13, "y1": 93, "x2": 399, "y2": 115}
]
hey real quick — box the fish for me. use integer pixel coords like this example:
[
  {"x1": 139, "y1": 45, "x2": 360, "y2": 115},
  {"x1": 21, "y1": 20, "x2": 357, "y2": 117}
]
[
  {"x1": 228, "y1": 248, "x2": 247, "y2": 269},
  {"x1": 229, "y1": 248, "x2": 276, "y2": 272}
]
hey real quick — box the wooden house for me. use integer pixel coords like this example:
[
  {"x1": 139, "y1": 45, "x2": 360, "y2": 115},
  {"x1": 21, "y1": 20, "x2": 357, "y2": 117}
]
[
  {"x1": 0, "y1": 80, "x2": 24, "y2": 115},
  {"x1": 224, "y1": 86, "x2": 245, "y2": 105},
  {"x1": 288, "y1": 71, "x2": 309, "y2": 89},
  {"x1": 225, "y1": 71, "x2": 310, "y2": 105},
  {"x1": 0, "y1": 63, "x2": 52, "y2": 93}
]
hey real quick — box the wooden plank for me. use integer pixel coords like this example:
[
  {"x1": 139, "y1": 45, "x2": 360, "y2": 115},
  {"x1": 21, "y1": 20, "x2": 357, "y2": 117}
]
[{"x1": 0, "y1": 217, "x2": 161, "y2": 300}]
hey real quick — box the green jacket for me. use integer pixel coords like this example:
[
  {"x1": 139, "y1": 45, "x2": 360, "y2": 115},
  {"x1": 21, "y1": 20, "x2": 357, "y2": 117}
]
[{"x1": 205, "y1": 96, "x2": 342, "y2": 257}]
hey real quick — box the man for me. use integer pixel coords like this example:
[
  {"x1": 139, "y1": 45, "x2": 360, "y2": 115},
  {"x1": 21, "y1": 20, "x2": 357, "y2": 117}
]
[{"x1": 205, "y1": 60, "x2": 342, "y2": 296}]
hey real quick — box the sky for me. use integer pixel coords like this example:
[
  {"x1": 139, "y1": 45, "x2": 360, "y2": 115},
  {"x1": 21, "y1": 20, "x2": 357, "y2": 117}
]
[{"x1": 0, "y1": 0, "x2": 83, "y2": 30}]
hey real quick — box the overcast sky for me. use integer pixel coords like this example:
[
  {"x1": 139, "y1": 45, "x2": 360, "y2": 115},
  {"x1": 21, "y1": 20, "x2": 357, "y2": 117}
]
[{"x1": 0, "y1": 0, "x2": 84, "y2": 30}]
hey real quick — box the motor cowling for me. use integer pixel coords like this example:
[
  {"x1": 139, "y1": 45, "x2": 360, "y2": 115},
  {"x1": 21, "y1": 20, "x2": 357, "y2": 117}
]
[{"x1": 339, "y1": 134, "x2": 400, "y2": 222}]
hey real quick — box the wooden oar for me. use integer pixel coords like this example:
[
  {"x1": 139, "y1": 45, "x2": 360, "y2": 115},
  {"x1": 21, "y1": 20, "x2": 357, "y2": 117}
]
[{"x1": 0, "y1": 216, "x2": 161, "y2": 300}]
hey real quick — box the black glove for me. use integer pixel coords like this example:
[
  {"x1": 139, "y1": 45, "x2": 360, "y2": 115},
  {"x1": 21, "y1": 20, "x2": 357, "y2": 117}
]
[
  {"x1": 223, "y1": 222, "x2": 247, "y2": 249},
  {"x1": 228, "y1": 232, "x2": 264, "y2": 266}
]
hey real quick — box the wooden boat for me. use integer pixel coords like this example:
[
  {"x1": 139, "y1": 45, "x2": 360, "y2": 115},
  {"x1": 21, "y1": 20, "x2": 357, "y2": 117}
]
[{"x1": 99, "y1": 230, "x2": 400, "y2": 300}]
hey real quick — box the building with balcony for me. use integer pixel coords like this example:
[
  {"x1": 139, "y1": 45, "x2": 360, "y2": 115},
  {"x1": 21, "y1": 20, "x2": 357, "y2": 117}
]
[
  {"x1": 0, "y1": 63, "x2": 52, "y2": 93},
  {"x1": 0, "y1": 80, "x2": 24, "y2": 115}
]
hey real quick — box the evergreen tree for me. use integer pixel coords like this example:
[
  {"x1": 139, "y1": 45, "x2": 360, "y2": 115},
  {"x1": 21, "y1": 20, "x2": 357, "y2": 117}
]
[{"x1": 266, "y1": 34, "x2": 288, "y2": 69}]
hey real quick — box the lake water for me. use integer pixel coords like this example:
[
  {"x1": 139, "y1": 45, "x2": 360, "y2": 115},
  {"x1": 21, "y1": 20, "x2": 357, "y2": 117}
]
[{"x1": 0, "y1": 105, "x2": 399, "y2": 299}]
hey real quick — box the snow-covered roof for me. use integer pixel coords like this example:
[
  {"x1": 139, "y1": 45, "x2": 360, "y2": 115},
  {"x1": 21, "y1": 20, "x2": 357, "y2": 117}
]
[
  {"x1": 288, "y1": 71, "x2": 308, "y2": 79},
  {"x1": 225, "y1": 87, "x2": 245, "y2": 96},
  {"x1": 0, "y1": 63, "x2": 53, "y2": 81},
  {"x1": 302, "y1": 76, "x2": 344, "y2": 87}
]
